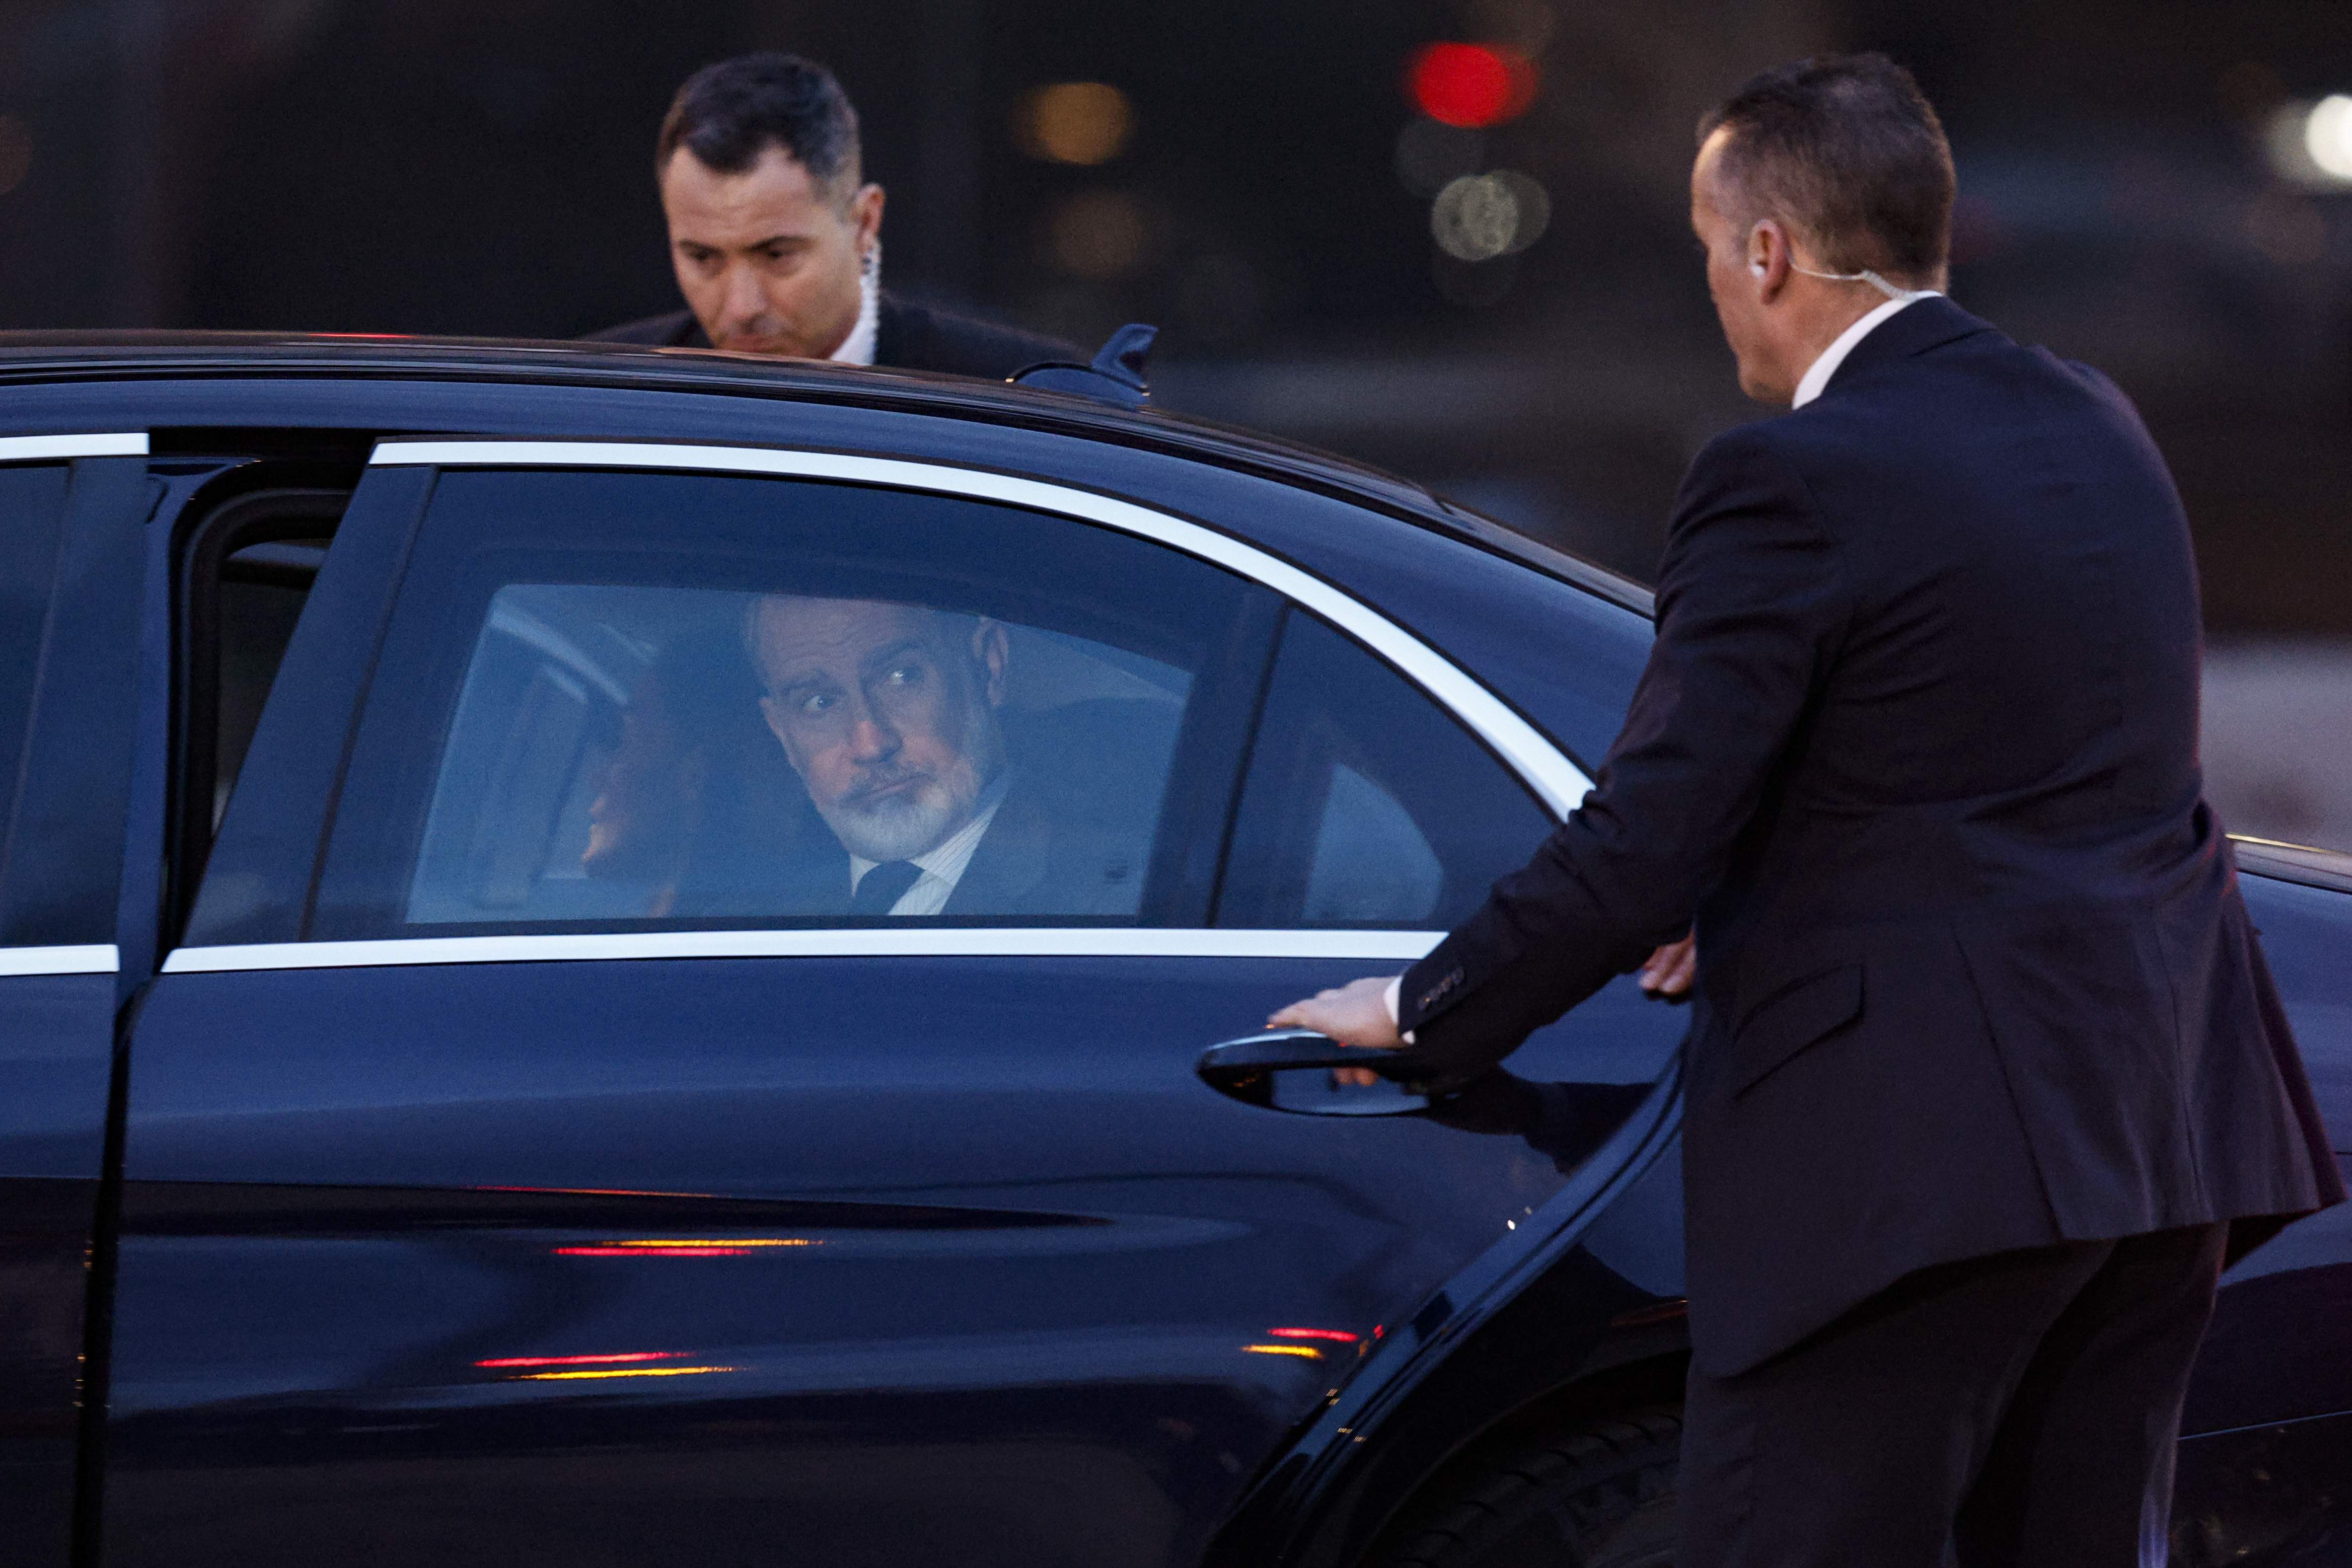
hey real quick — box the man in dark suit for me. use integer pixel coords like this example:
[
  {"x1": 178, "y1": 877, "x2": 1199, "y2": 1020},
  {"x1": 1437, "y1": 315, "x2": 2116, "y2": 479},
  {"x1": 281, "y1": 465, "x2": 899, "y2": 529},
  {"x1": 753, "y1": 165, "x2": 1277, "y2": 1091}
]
[
  {"x1": 1274, "y1": 54, "x2": 2342, "y2": 1565},
  {"x1": 744, "y1": 593, "x2": 1137, "y2": 919},
  {"x1": 589, "y1": 53, "x2": 1074, "y2": 380}
]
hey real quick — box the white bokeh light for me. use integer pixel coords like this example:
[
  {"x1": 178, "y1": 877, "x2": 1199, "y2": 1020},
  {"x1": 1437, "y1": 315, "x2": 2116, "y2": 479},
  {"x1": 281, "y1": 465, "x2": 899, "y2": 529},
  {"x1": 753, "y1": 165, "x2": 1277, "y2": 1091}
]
[
  {"x1": 2305, "y1": 95, "x2": 2352, "y2": 182},
  {"x1": 1431, "y1": 171, "x2": 1551, "y2": 262}
]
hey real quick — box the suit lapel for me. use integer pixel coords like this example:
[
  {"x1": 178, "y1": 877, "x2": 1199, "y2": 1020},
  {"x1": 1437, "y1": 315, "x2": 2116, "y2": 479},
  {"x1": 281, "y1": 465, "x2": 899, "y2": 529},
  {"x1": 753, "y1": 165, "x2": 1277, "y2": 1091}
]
[{"x1": 941, "y1": 782, "x2": 1051, "y2": 916}]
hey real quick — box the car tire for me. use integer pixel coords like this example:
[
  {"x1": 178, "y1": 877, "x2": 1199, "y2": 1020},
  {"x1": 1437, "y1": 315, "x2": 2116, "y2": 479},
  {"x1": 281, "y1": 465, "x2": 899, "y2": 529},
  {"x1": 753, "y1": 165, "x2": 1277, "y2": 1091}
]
[{"x1": 1381, "y1": 1407, "x2": 1681, "y2": 1568}]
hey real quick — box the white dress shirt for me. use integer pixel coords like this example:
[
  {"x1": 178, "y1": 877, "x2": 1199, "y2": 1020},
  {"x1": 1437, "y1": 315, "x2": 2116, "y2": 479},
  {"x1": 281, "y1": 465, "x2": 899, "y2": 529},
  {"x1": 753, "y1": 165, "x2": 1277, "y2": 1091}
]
[
  {"x1": 829, "y1": 248, "x2": 882, "y2": 367},
  {"x1": 847, "y1": 773, "x2": 1007, "y2": 916},
  {"x1": 1375, "y1": 292, "x2": 1941, "y2": 1042}
]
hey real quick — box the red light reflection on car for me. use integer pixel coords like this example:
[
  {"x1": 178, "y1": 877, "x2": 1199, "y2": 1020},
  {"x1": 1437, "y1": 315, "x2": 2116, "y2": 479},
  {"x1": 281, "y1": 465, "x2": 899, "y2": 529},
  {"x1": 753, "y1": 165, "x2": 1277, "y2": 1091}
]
[
  {"x1": 549, "y1": 1238, "x2": 822, "y2": 1258},
  {"x1": 477, "y1": 1184, "x2": 713, "y2": 1198},
  {"x1": 474, "y1": 1352, "x2": 682, "y2": 1369},
  {"x1": 516, "y1": 1365, "x2": 740, "y2": 1382},
  {"x1": 1267, "y1": 1327, "x2": 1360, "y2": 1343},
  {"x1": 554, "y1": 1245, "x2": 752, "y2": 1257}
]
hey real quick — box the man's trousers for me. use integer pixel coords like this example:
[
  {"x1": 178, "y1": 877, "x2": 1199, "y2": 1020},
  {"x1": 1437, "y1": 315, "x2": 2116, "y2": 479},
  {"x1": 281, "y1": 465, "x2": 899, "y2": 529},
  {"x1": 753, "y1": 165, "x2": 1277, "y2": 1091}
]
[{"x1": 1678, "y1": 1222, "x2": 2229, "y2": 1567}]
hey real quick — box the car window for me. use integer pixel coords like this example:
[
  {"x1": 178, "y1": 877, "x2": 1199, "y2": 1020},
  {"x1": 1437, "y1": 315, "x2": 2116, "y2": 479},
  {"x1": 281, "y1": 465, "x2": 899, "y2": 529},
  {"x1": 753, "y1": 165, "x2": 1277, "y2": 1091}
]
[
  {"x1": 303, "y1": 469, "x2": 1272, "y2": 937},
  {"x1": 180, "y1": 484, "x2": 353, "y2": 916},
  {"x1": 0, "y1": 463, "x2": 71, "y2": 881},
  {"x1": 1218, "y1": 610, "x2": 1554, "y2": 929},
  {"x1": 211, "y1": 538, "x2": 332, "y2": 822}
]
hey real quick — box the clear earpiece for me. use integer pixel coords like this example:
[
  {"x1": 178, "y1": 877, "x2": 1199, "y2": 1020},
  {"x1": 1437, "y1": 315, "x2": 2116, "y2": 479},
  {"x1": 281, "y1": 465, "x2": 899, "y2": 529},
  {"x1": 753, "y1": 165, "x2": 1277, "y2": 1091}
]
[
  {"x1": 1787, "y1": 261, "x2": 1936, "y2": 302},
  {"x1": 1744, "y1": 222, "x2": 1935, "y2": 301}
]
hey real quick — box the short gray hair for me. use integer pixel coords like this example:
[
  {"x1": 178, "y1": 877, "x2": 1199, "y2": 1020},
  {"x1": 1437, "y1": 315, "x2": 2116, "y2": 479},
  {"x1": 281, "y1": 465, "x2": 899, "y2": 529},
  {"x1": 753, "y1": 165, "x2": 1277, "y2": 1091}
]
[{"x1": 1699, "y1": 54, "x2": 1955, "y2": 286}]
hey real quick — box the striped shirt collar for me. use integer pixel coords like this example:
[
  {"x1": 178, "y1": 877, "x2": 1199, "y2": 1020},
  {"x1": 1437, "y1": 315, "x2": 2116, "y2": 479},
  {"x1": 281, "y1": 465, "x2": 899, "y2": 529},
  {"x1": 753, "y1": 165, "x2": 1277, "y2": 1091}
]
[{"x1": 849, "y1": 770, "x2": 1012, "y2": 912}]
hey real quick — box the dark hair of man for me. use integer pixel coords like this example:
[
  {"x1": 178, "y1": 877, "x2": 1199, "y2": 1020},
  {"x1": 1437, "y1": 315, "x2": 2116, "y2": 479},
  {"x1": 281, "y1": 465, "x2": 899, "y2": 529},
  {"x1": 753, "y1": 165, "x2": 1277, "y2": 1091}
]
[
  {"x1": 657, "y1": 52, "x2": 862, "y2": 201},
  {"x1": 1697, "y1": 53, "x2": 1955, "y2": 287}
]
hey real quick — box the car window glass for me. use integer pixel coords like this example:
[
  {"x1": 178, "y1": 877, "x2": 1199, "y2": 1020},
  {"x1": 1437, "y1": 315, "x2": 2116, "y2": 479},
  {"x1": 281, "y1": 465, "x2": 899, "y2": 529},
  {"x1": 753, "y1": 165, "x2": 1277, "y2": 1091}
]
[
  {"x1": 405, "y1": 582, "x2": 1193, "y2": 925},
  {"x1": 1303, "y1": 764, "x2": 1446, "y2": 922},
  {"x1": 303, "y1": 469, "x2": 1268, "y2": 938},
  {"x1": 213, "y1": 539, "x2": 329, "y2": 826},
  {"x1": 1219, "y1": 611, "x2": 1553, "y2": 929},
  {"x1": 0, "y1": 464, "x2": 70, "y2": 883}
]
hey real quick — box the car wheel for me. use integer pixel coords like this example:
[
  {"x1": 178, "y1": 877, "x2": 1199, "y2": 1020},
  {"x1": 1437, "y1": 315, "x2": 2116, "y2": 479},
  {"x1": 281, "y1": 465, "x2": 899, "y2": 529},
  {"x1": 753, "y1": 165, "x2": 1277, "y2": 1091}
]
[{"x1": 1382, "y1": 1407, "x2": 1681, "y2": 1568}]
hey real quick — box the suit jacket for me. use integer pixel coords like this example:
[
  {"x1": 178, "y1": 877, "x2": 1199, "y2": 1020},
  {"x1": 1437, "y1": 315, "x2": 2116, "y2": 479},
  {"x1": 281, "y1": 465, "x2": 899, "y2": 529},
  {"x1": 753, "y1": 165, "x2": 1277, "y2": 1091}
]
[
  {"x1": 1394, "y1": 296, "x2": 2344, "y2": 1377},
  {"x1": 585, "y1": 291, "x2": 1077, "y2": 381}
]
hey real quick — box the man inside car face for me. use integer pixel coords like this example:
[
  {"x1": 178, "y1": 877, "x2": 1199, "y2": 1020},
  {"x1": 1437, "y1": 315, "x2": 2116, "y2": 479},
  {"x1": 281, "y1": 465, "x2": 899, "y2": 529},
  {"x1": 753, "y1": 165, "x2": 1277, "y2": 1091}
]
[{"x1": 748, "y1": 595, "x2": 1010, "y2": 865}]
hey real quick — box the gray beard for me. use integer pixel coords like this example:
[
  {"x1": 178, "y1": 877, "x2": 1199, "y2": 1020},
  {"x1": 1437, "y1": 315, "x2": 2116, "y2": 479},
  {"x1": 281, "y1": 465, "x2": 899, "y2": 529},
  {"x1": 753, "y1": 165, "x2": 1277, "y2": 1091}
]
[{"x1": 822, "y1": 782, "x2": 962, "y2": 864}]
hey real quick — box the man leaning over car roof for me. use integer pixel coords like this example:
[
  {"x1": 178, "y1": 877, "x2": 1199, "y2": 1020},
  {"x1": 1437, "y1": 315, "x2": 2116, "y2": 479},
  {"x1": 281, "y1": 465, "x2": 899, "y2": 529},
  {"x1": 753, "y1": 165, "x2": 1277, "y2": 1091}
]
[{"x1": 589, "y1": 51, "x2": 1074, "y2": 380}]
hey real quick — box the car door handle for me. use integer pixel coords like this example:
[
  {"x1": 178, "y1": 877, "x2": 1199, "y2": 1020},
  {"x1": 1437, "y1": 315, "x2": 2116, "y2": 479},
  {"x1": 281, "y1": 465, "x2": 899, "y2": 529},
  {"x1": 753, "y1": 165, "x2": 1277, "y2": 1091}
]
[{"x1": 1196, "y1": 1030, "x2": 1425, "y2": 1116}]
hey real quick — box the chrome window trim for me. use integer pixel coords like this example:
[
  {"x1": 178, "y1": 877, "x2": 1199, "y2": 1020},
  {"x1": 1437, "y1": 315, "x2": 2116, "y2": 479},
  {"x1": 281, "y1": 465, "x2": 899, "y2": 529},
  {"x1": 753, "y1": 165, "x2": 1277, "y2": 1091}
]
[
  {"x1": 0, "y1": 432, "x2": 149, "y2": 463},
  {"x1": 0, "y1": 944, "x2": 120, "y2": 977},
  {"x1": 369, "y1": 439, "x2": 1591, "y2": 815},
  {"x1": 162, "y1": 929, "x2": 1444, "y2": 975}
]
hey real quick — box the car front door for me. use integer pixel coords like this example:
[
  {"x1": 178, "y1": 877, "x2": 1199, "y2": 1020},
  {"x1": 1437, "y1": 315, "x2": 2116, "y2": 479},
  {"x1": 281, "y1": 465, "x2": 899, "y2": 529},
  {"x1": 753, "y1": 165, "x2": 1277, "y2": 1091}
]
[
  {"x1": 0, "y1": 435, "x2": 150, "y2": 1567},
  {"x1": 101, "y1": 440, "x2": 1683, "y2": 1568}
]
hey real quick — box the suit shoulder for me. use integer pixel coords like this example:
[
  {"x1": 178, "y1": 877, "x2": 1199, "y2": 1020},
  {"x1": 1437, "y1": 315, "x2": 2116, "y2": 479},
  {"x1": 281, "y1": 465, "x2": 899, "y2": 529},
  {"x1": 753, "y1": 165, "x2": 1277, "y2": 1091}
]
[
  {"x1": 1659, "y1": 419, "x2": 1846, "y2": 587},
  {"x1": 1687, "y1": 417, "x2": 1796, "y2": 471},
  {"x1": 1674, "y1": 419, "x2": 1822, "y2": 516},
  {"x1": 2046, "y1": 353, "x2": 2144, "y2": 423},
  {"x1": 583, "y1": 310, "x2": 701, "y2": 346},
  {"x1": 880, "y1": 296, "x2": 1079, "y2": 379}
]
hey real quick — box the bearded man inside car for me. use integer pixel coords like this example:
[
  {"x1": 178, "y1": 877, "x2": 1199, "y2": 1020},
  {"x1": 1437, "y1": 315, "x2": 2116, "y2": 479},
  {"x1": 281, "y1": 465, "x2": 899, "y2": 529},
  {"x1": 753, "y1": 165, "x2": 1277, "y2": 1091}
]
[{"x1": 744, "y1": 593, "x2": 1140, "y2": 919}]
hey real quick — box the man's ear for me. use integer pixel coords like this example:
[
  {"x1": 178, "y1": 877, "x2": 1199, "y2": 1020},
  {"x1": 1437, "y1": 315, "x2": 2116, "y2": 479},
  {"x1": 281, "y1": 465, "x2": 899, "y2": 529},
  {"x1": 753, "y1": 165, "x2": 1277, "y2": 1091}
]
[
  {"x1": 1749, "y1": 218, "x2": 1792, "y2": 302},
  {"x1": 850, "y1": 183, "x2": 886, "y2": 257},
  {"x1": 971, "y1": 619, "x2": 1010, "y2": 707}
]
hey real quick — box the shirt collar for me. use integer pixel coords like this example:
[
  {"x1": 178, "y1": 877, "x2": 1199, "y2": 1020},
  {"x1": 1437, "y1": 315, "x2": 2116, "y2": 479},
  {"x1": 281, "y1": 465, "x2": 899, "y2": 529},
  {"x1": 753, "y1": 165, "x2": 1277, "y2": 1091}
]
[
  {"x1": 829, "y1": 246, "x2": 881, "y2": 367},
  {"x1": 1791, "y1": 291, "x2": 1940, "y2": 409}
]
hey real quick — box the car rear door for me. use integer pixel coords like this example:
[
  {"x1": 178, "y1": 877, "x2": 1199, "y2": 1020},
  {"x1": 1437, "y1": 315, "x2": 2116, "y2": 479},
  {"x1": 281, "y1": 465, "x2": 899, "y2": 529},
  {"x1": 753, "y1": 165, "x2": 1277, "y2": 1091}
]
[{"x1": 100, "y1": 440, "x2": 1684, "y2": 1568}]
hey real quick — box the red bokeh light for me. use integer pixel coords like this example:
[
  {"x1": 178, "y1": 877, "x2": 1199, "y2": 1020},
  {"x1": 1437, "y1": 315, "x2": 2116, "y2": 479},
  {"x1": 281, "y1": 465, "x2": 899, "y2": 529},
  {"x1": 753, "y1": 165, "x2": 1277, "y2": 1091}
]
[{"x1": 1405, "y1": 43, "x2": 1538, "y2": 129}]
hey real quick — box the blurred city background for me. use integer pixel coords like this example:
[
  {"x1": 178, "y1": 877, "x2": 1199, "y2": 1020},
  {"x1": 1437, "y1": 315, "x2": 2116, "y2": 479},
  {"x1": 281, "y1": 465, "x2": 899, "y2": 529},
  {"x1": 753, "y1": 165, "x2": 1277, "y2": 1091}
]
[{"x1": 2, "y1": 0, "x2": 2346, "y2": 849}]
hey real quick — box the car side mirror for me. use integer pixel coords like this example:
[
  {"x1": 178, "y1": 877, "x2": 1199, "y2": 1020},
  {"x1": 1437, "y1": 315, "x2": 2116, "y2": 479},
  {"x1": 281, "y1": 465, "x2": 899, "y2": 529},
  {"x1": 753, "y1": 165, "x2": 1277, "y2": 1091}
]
[{"x1": 1196, "y1": 1029, "x2": 1433, "y2": 1117}]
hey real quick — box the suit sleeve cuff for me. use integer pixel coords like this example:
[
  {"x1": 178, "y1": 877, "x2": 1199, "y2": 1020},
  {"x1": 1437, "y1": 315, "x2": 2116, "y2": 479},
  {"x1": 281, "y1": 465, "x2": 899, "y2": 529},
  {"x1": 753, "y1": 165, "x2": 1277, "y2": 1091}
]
[{"x1": 1384, "y1": 976, "x2": 1415, "y2": 1046}]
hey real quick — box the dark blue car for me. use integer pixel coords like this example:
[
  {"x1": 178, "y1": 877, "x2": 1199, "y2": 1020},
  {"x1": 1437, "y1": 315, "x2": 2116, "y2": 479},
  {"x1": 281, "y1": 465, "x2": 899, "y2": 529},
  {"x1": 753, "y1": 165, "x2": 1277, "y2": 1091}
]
[{"x1": 0, "y1": 334, "x2": 2344, "y2": 1568}]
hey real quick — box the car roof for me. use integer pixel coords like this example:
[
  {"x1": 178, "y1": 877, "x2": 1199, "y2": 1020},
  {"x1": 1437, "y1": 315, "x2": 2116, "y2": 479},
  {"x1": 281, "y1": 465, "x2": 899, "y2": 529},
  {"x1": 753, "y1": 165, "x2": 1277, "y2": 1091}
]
[{"x1": 0, "y1": 330, "x2": 1654, "y2": 617}]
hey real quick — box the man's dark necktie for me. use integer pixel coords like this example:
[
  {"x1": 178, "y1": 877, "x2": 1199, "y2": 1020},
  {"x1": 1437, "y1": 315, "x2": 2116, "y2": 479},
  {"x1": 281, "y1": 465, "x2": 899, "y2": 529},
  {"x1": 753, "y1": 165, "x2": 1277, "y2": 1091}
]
[{"x1": 850, "y1": 861, "x2": 922, "y2": 916}]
